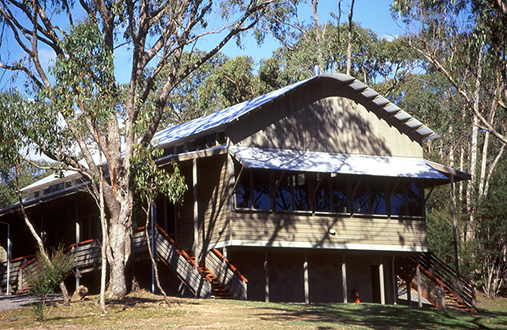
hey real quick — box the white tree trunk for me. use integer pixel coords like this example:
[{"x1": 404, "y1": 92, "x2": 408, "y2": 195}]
[{"x1": 108, "y1": 204, "x2": 132, "y2": 299}]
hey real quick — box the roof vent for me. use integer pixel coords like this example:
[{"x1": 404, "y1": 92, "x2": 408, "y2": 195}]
[{"x1": 313, "y1": 64, "x2": 321, "y2": 76}]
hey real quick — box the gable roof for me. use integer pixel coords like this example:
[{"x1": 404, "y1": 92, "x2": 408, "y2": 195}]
[
  {"x1": 153, "y1": 73, "x2": 439, "y2": 148},
  {"x1": 17, "y1": 73, "x2": 440, "y2": 195}
]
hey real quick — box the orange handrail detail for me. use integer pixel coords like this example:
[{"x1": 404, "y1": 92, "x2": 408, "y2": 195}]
[{"x1": 212, "y1": 248, "x2": 248, "y2": 283}]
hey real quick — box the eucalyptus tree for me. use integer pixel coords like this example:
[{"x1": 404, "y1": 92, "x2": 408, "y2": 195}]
[
  {"x1": 0, "y1": 0, "x2": 278, "y2": 299},
  {"x1": 391, "y1": 0, "x2": 507, "y2": 296}
]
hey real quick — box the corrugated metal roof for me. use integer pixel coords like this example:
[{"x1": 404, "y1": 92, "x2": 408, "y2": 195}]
[
  {"x1": 21, "y1": 73, "x2": 441, "y2": 193},
  {"x1": 153, "y1": 77, "x2": 312, "y2": 146},
  {"x1": 230, "y1": 146, "x2": 448, "y2": 180},
  {"x1": 153, "y1": 73, "x2": 439, "y2": 147}
]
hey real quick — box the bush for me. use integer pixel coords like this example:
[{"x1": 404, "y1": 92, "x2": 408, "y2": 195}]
[{"x1": 27, "y1": 244, "x2": 74, "y2": 321}]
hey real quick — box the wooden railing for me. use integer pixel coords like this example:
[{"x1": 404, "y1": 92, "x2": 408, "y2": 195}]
[
  {"x1": 411, "y1": 252, "x2": 476, "y2": 311},
  {"x1": 0, "y1": 255, "x2": 35, "y2": 294},
  {"x1": 397, "y1": 251, "x2": 477, "y2": 312},
  {"x1": 1, "y1": 226, "x2": 246, "y2": 300},
  {"x1": 152, "y1": 226, "x2": 211, "y2": 298},
  {"x1": 205, "y1": 249, "x2": 248, "y2": 300}
]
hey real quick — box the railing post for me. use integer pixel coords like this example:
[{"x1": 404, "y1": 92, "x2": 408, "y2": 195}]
[
  {"x1": 17, "y1": 267, "x2": 23, "y2": 293},
  {"x1": 440, "y1": 285, "x2": 446, "y2": 310},
  {"x1": 472, "y1": 285, "x2": 477, "y2": 311},
  {"x1": 417, "y1": 267, "x2": 422, "y2": 308}
]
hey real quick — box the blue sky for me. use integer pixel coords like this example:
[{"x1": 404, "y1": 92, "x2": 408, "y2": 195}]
[
  {"x1": 208, "y1": 0, "x2": 405, "y2": 61},
  {"x1": 1, "y1": 0, "x2": 405, "y2": 89}
]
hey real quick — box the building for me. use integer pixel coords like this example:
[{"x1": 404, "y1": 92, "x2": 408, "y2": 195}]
[{"x1": 0, "y1": 73, "x2": 475, "y2": 309}]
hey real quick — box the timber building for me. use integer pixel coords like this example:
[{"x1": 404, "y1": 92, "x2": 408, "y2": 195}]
[{"x1": 0, "y1": 73, "x2": 476, "y2": 310}]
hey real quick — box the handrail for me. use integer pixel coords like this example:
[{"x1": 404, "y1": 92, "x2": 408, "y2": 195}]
[
  {"x1": 417, "y1": 253, "x2": 476, "y2": 304},
  {"x1": 154, "y1": 224, "x2": 211, "y2": 281},
  {"x1": 409, "y1": 253, "x2": 476, "y2": 312},
  {"x1": 18, "y1": 257, "x2": 37, "y2": 270},
  {"x1": 211, "y1": 248, "x2": 248, "y2": 283},
  {"x1": 416, "y1": 264, "x2": 445, "y2": 288},
  {"x1": 10, "y1": 255, "x2": 35, "y2": 263},
  {"x1": 425, "y1": 251, "x2": 475, "y2": 286}
]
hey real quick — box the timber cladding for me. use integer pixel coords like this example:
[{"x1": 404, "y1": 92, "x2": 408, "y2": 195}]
[
  {"x1": 227, "y1": 80, "x2": 422, "y2": 158},
  {"x1": 197, "y1": 155, "x2": 231, "y2": 248},
  {"x1": 228, "y1": 212, "x2": 427, "y2": 251}
]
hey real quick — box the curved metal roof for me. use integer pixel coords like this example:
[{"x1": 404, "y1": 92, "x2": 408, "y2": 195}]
[{"x1": 153, "y1": 73, "x2": 439, "y2": 148}]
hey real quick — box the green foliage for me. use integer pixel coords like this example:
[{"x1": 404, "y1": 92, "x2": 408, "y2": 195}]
[
  {"x1": 0, "y1": 160, "x2": 49, "y2": 208},
  {"x1": 131, "y1": 145, "x2": 187, "y2": 205},
  {"x1": 473, "y1": 161, "x2": 507, "y2": 297},
  {"x1": 47, "y1": 17, "x2": 117, "y2": 134},
  {"x1": 268, "y1": 22, "x2": 417, "y2": 86},
  {"x1": 27, "y1": 245, "x2": 75, "y2": 321},
  {"x1": 426, "y1": 186, "x2": 455, "y2": 266}
]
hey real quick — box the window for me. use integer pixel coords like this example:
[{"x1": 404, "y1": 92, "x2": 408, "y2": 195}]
[
  {"x1": 314, "y1": 174, "x2": 331, "y2": 212},
  {"x1": 275, "y1": 174, "x2": 293, "y2": 211},
  {"x1": 253, "y1": 171, "x2": 270, "y2": 210},
  {"x1": 352, "y1": 181, "x2": 368, "y2": 214},
  {"x1": 234, "y1": 165, "x2": 251, "y2": 209},
  {"x1": 406, "y1": 181, "x2": 423, "y2": 217},
  {"x1": 370, "y1": 178, "x2": 386, "y2": 215},
  {"x1": 389, "y1": 180, "x2": 423, "y2": 217},
  {"x1": 232, "y1": 161, "x2": 424, "y2": 218},
  {"x1": 332, "y1": 176, "x2": 348, "y2": 213},
  {"x1": 293, "y1": 173, "x2": 310, "y2": 211},
  {"x1": 390, "y1": 181, "x2": 406, "y2": 216}
]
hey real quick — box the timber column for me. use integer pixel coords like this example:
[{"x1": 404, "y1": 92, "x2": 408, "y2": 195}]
[{"x1": 193, "y1": 158, "x2": 200, "y2": 264}]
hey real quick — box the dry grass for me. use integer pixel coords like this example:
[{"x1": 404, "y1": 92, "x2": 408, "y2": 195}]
[{"x1": 0, "y1": 290, "x2": 506, "y2": 329}]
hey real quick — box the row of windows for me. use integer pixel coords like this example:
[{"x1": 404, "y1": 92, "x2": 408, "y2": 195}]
[
  {"x1": 234, "y1": 164, "x2": 424, "y2": 217},
  {"x1": 163, "y1": 131, "x2": 226, "y2": 157}
]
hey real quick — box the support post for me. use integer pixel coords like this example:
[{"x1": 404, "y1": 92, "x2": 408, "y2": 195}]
[
  {"x1": 407, "y1": 278, "x2": 412, "y2": 306},
  {"x1": 342, "y1": 255, "x2": 348, "y2": 303},
  {"x1": 193, "y1": 158, "x2": 200, "y2": 264},
  {"x1": 75, "y1": 201, "x2": 80, "y2": 288},
  {"x1": 392, "y1": 256, "x2": 397, "y2": 305},
  {"x1": 379, "y1": 256, "x2": 385, "y2": 305},
  {"x1": 440, "y1": 285, "x2": 447, "y2": 309},
  {"x1": 0, "y1": 221, "x2": 11, "y2": 295},
  {"x1": 264, "y1": 251, "x2": 269, "y2": 302},
  {"x1": 151, "y1": 201, "x2": 155, "y2": 294},
  {"x1": 417, "y1": 267, "x2": 422, "y2": 307},
  {"x1": 304, "y1": 253, "x2": 309, "y2": 304}
]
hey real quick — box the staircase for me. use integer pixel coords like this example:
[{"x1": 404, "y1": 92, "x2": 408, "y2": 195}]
[
  {"x1": 153, "y1": 225, "x2": 247, "y2": 299},
  {"x1": 1, "y1": 226, "x2": 247, "y2": 300},
  {"x1": 397, "y1": 251, "x2": 476, "y2": 312}
]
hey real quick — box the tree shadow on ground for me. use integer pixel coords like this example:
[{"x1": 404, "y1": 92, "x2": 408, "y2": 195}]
[{"x1": 254, "y1": 303, "x2": 503, "y2": 330}]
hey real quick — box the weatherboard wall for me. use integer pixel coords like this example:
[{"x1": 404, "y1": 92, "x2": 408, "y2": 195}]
[
  {"x1": 227, "y1": 79, "x2": 423, "y2": 158},
  {"x1": 197, "y1": 155, "x2": 232, "y2": 252},
  {"x1": 228, "y1": 212, "x2": 427, "y2": 252}
]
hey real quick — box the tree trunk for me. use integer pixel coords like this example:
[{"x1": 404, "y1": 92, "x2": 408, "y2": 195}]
[
  {"x1": 465, "y1": 113, "x2": 478, "y2": 241},
  {"x1": 346, "y1": 0, "x2": 355, "y2": 76},
  {"x1": 108, "y1": 213, "x2": 131, "y2": 299},
  {"x1": 14, "y1": 161, "x2": 71, "y2": 304}
]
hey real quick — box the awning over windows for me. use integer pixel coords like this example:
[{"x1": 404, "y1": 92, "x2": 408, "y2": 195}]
[{"x1": 229, "y1": 146, "x2": 452, "y2": 180}]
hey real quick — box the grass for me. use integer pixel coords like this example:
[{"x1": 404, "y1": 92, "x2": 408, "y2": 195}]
[{"x1": 0, "y1": 291, "x2": 506, "y2": 329}]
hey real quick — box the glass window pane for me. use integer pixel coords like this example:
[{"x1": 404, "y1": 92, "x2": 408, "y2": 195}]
[
  {"x1": 352, "y1": 181, "x2": 368, "y2": 214},
  {"x1": 406, "y1": 181, "x2": 423, "y2": 216},
  {"x1": 253, "y1": 170, "x2": 271, "y2": 210},
  {"x1": 276, "y1": 174, "x2": 292, "y2": 211},
  {"x1": 390, "y1": 182, "x2": 405, "y2": 216},
  {"x1": 314, "y1": 174, "x2": 331, "y2": 212},
  {"x1": 332, "y1": 176, "x2": 349, "y2": 213},
  {"x1": 235, "y1": 167, "x2": 251, "y2": 209},
  {"x1": 293, "y1": 173, "x2": 310, "y2": 211},
  {"x1": 370, "y1": 178, "x2": 386, "y2": 215}
]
